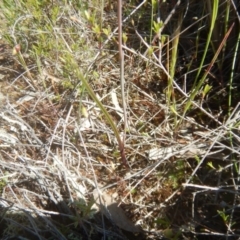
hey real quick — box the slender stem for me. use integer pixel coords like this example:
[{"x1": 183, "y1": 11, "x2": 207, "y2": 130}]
[{"x1": 117, "y1": 0, "x2": 128, "y2": 167}]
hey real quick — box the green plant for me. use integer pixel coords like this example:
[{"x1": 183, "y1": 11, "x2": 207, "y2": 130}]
[
  {"x1": 0, "y1": 174, "x2": 8, "y2": 195},
  {"x1": 71, "y1": 198, "x2": 96, "y2": 224},
  {"x1": 217, "y1": 208, "x2": 236, "y2": 230},
  {"x1": 181, "y1": 20, "x2": 234, "y2": 125},
  {"x1": 167, "y1": 160, "x2": 187, "y2": 189},
  {"x1": 1, "y1": 1, "x2": 240, "y2": 239}
]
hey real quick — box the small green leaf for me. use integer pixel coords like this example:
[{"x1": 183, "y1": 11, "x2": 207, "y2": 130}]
[
  {"x1": 217, "y1": 209, "x2": 229, "y2": 223},
  {"x1": 130, "y1": 188, "x2": 137, "y2": 194},
  {"x1": 161, "y1": 34, "x2": 168, "y2": 44},
  {"x1": 84, "y1": 10, "x2": 90, "y2": 20},
  {"x1": 102, "y1": 28, "x2": 109, "y2": 36},
  {"x1": 195, "y1": 155, "x2": 200, "y2": 164},
  {"x1": 122, "y1": 32, "x2": 128, "y2": 44},
  {"x1": 207, "y1": 161, "x2": 215, "y2": 169},
  {"x1": 147, "y1": 46, "x2": 154, "y2": 56},
  {"x1": 152, "y1": 21, "x2": 163, "y2": 33},
  {"x1": 202, "y1": 84, "x2": 212, "y2": 98},
  {"x1": 92, "y1": 23, "x2": 101, "y2": 35}
]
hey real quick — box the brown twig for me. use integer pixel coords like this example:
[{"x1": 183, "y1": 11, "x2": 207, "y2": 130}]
[{"x1": 117, "y1": 0, "x2": 128, "y2": 168}]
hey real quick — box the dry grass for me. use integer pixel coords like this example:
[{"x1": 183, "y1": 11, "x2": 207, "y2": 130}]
[{"x1": 0, "y1": 0, "x2": 240, "y2": 239}]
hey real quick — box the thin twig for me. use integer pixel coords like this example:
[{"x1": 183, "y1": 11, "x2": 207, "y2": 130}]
[{"x1": 117, "y1": 0, "x2": 128, "y2": 168}]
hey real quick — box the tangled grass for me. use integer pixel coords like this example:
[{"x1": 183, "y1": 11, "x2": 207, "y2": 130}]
[{"x1": 0, "y1": 0, "x2": 240, "y2": 239}]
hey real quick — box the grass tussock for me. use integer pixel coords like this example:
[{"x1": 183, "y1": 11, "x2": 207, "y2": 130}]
[{"x1": 0, "y1": 0, "x2": 240, "y2": 239}]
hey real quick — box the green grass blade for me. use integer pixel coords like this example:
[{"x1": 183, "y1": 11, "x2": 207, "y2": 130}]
[
  {"x1": 181, "y1": 0, "x2": 219, "y2": 119},
  {"x1": 193, "y1": 0, "x2": 219, "y2": 85},
  {"x1": 75, "y1": 67, "x2": 127, "y2": 167},
  {"x1": 182, "y1": 21, "x2": 234, "y2": 122}
]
